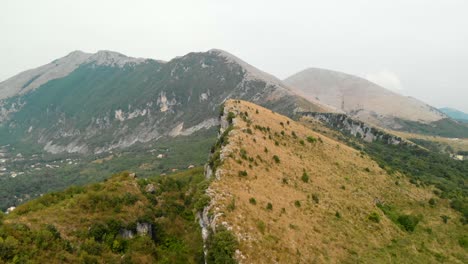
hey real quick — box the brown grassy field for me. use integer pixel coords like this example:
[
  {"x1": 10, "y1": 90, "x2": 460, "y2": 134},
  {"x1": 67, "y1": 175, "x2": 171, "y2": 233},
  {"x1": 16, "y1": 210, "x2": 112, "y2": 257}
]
[{"x1": 208, "y1": 100, "x2": 467, "y2": 263}]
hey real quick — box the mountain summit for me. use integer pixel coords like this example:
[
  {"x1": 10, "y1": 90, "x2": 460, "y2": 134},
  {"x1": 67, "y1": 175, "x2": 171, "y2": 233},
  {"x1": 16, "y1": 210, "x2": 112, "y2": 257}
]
[
  {"x1": 284, "y1": 68, "x2": 447, "y2": 129},
  {"x1": 0, "y1": 49, "x2": 328, "y2": 155}
]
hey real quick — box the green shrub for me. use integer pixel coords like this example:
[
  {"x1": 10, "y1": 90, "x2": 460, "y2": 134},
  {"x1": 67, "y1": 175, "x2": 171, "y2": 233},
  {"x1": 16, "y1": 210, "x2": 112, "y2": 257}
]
[
  {"x1": 0, "y1": 236, "x2": 19, "y2": 260},
  {"x1": 440, "y1": 215, "x2": 450, "y2": 224},
  {"x1": 397, "y1": 214, "x2": 421, "y2": 232},
  {"x1": 238, "y1": 170, "x2": 248, "y2": 177},
  {"x1": 299, "y1": 140, "x2": 305, "y2": 146},
  {"x1": 256, "y1": 220, "x2": 266, "y2": 234},
  {"x1": 428, "y1": 198, "x2": 436, "y2": 206},
  {"x1": 227, "y1": 112, "x2": 236, "y2": 124},
  {"x1": 368, "y1": 212, "x2": 380, "y2": 223},
  {"x1": 272, "y1": 155, "x2": 280, "y2": 164},
  {"x1": 88, "y1": 223, "x2": 108, "y2": 242},
  {"x1": 207, "y1": 229, "x2": 238, "y2": 264},
  {"x1": 122, "y1": 192, "x2": 139, "y2": 205},
  {"x1": 312, "y1": 194, "x2": 319, "y2": 204},
  {"x1": 459, "y1": 235, "x2": 468, "y2": 249},
  {"x1": 301, "y1": 171, "x2": 309, "y2": 183},
  {"x1": 306, "y1": 136, "x2": 317, "y2": 143},
  {"x1": 294, "y1": 201, "x2": 301, "y2": 208},
  {"x1": 81, "y1": 238, "x2": 103, "y2": 256},
  {"x1": 194, "y1": 194, "x2": 211, "y2": 211},
  {"x1": 335, "y1": 211, "x2": 341, "y2": 219},
  {"x1": 227, "y1": 198, "x2": 236, "y2": 212},
  {"x1": 111, "y1": 239, "x2": 125, "y2": 253},
  {"x1": 249, "y1": 198, "x2": 257, "y2": 205},
  {"x1": 266, "y1": 203, "x2": 273, "y2": 210},
  {"x1": 45, "y1": 224, "x2": 61, "y2": 239}
]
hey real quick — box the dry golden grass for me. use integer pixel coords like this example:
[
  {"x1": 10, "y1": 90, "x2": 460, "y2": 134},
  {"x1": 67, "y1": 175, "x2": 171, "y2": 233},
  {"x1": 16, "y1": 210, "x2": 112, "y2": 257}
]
[{"x1": 209, "y1": 100, "x2": 467, "y2": 263}]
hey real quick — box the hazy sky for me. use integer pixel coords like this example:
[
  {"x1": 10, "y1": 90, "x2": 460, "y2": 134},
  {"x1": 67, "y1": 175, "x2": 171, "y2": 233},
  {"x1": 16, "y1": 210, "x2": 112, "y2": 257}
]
[{"x1": 1, "y1": 0, "x2": 467, "y2": 112}]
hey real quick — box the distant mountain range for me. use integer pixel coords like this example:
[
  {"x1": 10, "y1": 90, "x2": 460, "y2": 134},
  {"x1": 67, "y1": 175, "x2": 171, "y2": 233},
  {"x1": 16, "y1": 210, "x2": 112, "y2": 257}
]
[
  {"x1": 1, "y1": 49, "x2": 467, "y2": 157},
  {"x1": 0, "y1": 49, "x2": 325, "y2": 156},
  {"x1": 283, "y1": 68, "x2": 468, "y2": 137},
  {"x1": 439, "y1": 107, "x2": 468, "y2": 121},
  {"x1": 284, "y1": 68, "x2": 446, "y2": 128}
]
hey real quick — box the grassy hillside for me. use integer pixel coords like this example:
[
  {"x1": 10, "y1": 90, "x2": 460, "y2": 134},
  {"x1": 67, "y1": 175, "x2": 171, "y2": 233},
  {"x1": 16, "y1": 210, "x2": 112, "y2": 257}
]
[
  {"x1": 300, "y1": 115, "x2": 468, "y2": 225},
  {"x1": 0, "y1": 168, "x2": 208, "y2": 263},
  {"x1": 207, "y1": 100, "x2": 467, "y2": 263}
]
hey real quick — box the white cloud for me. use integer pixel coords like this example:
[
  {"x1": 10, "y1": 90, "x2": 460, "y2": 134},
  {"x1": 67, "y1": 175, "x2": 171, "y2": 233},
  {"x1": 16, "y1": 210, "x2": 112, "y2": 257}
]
[{"x1": 365, "y1": 70, "x2": 403, "y2": 92}]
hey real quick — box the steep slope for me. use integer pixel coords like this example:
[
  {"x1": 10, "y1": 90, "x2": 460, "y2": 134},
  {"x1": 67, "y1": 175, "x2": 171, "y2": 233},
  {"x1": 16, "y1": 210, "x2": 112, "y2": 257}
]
[
  {"x1": 284, "y1": 68, "x2": 449, "y2": 130},
  {"x1": 0, "y1": 49, "x2": 325, "y2": 155},
  {"x1": 440, "y1": 107, "x2": 468, "y2": 122},
  {"x1": 205, "y1": 100, "x2": 467, "y2": 263},
  {"x1": 0, "y1": 168, "x2": 207, "y2": 263},
  {"x1": 0, "y1": 51, "x2": 93, "y2": 99}
]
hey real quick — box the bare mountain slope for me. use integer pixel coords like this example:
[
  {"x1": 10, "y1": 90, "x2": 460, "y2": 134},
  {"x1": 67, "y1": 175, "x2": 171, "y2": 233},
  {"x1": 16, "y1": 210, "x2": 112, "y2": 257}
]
[
  {"x1": 204, "y1": 100, "x2": 466, "y2": 263},
  {"x1": 284, "y1": 68, "x2": 446, "y2": 129}
]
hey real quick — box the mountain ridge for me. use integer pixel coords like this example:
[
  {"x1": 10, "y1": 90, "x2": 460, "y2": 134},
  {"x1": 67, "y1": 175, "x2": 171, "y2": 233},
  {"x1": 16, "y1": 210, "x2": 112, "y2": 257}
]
[
  {"x1": 204, "y1": 99, "x2": 467, "y2": 263},
  {"x1": 0, "y1": 48, "x2": 328, "y2": 155},
  {"x1": 284, "y1": 67, "x2": 447, "y2": 128}
]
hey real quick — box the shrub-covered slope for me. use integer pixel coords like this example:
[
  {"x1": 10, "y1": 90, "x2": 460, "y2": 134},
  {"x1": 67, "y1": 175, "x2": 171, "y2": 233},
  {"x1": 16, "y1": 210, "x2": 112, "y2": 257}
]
[
  {"x1": 206, "y1": 100, "x2": 467, "y2": 263},
  {"x1": 0, "y1": 168, "x2": 208, "y2": 263}
]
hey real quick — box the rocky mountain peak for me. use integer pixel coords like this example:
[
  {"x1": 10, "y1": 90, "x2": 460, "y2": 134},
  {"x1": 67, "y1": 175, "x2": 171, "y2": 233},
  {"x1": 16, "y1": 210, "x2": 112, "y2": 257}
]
[
  {"x1": 208, "y1": 49, "x2": 285, "y2": 88},
  {"x1": 86, "y1": 50, "x2": 147, "y2": 67}
]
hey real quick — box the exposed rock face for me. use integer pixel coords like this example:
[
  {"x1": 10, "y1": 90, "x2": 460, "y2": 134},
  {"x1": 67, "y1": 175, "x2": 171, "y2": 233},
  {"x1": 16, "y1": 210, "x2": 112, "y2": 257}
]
[
  {"x1": 145, "y1": 183, "x2": 156, "y2": 193},
  {"x1": 198, "y1": 105, "x2": 232, "y2": 262},
  {"x1": 86, "y1": 50, "x2": 147, "y2": 68},
  {"x1": 136, "y1": 222, "x2": 152, "y2": 237},
  {"x1": 119, "y1": 222, "x2": 153, "y2": 239},
  {"x1": 284, "y1": 68, "x2": 447, "y2": 128},
  {"x1": 301, "y1": 112, "x2": 409, "y2": 145}
]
